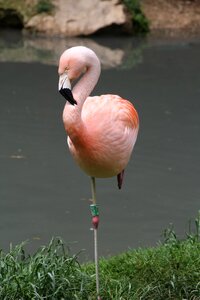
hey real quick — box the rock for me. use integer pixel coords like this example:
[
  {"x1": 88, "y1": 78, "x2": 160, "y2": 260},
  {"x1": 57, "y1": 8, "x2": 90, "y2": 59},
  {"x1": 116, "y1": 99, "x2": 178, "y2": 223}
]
[
  {"x1": 25, "y1": 14, "x2": 60, "y2": 34},
  {"x1": 25, "y1": 0, "x2": 132, "y2": 36}
]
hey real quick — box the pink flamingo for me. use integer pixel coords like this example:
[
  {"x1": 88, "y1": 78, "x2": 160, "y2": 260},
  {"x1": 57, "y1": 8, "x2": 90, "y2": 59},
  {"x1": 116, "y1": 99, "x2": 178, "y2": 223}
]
[{"x1": 58, "y1": 46, "x2": 139, "y2": 299}]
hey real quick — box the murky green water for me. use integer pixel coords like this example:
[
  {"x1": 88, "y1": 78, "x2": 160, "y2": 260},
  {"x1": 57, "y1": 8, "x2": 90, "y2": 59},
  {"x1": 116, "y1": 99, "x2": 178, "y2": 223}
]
[{"x1": 0, "y1": 29, "x2": 200, "y2": 260}]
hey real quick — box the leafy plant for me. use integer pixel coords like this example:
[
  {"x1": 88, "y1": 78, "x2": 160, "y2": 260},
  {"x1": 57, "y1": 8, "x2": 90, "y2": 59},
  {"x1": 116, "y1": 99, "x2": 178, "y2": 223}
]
[
  {"x1": 123, "y1": 0, "x2": 149, "y2": 33},
  {"x1": 36, "y1": 0, "x2": 54, "y2": 14}
]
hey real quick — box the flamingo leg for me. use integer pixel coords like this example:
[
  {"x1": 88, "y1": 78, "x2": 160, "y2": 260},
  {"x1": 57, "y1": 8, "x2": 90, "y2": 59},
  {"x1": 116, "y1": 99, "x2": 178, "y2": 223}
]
[
  {"x1": 117, "y1": 169, "x2": 125, "y2": 189},
  {"x1": 90, "y1": 177, "x2": 101, "y2": 300}
]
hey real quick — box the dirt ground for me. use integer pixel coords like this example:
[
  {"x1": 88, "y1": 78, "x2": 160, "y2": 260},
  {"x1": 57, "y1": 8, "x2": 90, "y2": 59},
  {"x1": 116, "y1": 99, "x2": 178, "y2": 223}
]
[{"x1": 141, "y1": 0, "x2": 200, "y2": 37}]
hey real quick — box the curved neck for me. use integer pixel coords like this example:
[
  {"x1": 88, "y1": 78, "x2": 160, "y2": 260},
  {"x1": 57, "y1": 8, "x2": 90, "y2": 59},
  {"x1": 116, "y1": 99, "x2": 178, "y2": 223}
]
[
  {"x1": 63, "y1": 53, "x2": 101, "y2": 144},
  {"x1": 73, "y1": 60, "x2": 101, "y2": 106}
]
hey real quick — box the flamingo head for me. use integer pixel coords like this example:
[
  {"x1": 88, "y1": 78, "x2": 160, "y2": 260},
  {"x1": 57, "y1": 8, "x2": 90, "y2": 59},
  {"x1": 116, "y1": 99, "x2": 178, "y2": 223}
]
[{"x1": 58, "y1": 47, "x2": 90, "y2": 105}]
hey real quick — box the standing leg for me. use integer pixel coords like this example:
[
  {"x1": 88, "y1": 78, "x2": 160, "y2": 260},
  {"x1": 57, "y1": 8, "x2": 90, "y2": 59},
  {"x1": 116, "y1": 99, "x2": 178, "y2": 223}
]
[{"x1": 90, "y1": 177, "x2": 101, "y2": 300}]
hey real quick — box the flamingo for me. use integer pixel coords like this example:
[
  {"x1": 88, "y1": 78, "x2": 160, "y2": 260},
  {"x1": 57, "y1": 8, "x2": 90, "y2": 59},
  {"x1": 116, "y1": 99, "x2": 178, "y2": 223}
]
[{"x1": 58, "y1": 46, "x2": 139, "y2": 299}]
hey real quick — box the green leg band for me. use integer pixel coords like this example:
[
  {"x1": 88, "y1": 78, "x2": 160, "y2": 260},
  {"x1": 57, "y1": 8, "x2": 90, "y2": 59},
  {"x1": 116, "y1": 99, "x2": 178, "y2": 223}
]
[{"x1": 90, "y1": 204, "x2": 99, "y2": 217}]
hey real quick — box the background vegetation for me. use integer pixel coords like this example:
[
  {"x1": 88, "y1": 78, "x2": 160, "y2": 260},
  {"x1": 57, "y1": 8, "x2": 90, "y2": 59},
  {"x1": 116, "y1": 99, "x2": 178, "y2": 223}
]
[
  {"x1": 123, "y1": 0, "x2": 149, "y2": 33},
  {"x1": 36, "y1": 0, "x2": 54, "y2": 14}
]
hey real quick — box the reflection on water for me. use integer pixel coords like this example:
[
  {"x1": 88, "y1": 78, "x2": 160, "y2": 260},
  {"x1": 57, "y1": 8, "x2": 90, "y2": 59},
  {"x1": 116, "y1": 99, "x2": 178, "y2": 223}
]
[
  {"x1": 0, "y1": 29, "x2": 146, "y2": 69},
  {"x1": 0, "y1": 30, "x2": 200, "y2": 260}
]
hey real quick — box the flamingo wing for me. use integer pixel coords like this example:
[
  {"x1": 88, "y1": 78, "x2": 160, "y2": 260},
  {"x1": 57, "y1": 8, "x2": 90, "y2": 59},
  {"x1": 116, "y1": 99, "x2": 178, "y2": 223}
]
[{"x1": 69, "y1": 94, "x2": 139, "y2": 180}]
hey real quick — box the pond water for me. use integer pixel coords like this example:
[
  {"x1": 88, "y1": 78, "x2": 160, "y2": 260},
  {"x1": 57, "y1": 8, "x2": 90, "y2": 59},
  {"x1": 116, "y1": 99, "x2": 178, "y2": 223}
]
[{"x1": 0, "y1": 29, "x2": 200, "y2": 260}]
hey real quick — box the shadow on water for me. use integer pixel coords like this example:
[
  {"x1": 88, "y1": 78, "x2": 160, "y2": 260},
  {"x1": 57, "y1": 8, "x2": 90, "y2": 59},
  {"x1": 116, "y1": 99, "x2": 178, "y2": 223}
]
[{"x1": 0, "y1": 29, "x2": 200, "y2": 260}]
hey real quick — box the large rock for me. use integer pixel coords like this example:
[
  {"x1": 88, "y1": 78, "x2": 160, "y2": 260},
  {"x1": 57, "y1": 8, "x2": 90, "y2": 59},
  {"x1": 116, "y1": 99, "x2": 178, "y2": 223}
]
[{"x1": 25, "y1": 0, "x2": 132, "y2": 36}]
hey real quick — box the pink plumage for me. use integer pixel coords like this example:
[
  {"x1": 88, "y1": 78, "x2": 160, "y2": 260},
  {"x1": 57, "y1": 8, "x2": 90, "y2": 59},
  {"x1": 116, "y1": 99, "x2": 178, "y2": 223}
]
[{"x1": 59, "y1": 46, "x2": 139, "y2": 186}]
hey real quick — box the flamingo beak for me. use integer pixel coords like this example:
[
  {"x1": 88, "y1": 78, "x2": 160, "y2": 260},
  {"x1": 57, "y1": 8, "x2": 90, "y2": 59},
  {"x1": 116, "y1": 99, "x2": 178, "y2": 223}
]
[{"x1": 58, "y1": 72, "x2": 77, "y2": 105}]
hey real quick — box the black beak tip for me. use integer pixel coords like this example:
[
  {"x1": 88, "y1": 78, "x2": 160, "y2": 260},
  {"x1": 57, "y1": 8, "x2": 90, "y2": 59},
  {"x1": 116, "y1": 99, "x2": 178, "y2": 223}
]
[{"x1": 59, "y1": 88, "x2": 77, "y2": 105}]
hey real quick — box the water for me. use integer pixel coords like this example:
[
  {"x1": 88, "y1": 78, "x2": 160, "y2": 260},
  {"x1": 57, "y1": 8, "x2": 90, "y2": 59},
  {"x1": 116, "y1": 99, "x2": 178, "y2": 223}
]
[{"x1": 0, "y1": 30, "x2": 200, "y2": 260}]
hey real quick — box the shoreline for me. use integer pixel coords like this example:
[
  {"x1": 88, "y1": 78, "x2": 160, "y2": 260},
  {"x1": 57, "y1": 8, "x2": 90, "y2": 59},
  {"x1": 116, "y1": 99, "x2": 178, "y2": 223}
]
[{"x1": 0, "y1": 1, "x2": 200, "y2": 38}]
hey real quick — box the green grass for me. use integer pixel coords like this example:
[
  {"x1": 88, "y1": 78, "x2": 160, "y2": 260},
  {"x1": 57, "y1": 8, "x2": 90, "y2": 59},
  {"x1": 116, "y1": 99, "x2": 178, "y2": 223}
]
[{"x1": 0, "y1": 213, "x2": 200, "y2": 299}]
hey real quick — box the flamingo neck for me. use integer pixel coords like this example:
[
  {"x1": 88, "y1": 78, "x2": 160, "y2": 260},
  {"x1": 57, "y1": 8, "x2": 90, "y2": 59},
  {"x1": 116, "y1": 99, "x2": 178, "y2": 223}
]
[
  {"x1": 63, "y1": 54, "x2": 101, "y2": 143},
  {"x1": 73, "y1": 64, "x2": 100, "y2": 106}
]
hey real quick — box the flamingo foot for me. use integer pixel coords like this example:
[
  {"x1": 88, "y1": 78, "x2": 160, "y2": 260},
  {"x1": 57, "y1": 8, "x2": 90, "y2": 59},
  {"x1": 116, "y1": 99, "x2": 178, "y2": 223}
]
[{"x1": 117, "y1": 169, "x2": 125, "y2": 189}]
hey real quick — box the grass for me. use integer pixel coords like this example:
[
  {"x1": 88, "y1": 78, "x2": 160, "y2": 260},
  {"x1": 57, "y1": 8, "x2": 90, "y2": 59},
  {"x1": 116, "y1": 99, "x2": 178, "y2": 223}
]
[
  {"x1": 0, "y1": 238, "x2": 87, "y2": 299},
  {"x1": 0, "y1": 213, "x2": 200, "y2": 299}
]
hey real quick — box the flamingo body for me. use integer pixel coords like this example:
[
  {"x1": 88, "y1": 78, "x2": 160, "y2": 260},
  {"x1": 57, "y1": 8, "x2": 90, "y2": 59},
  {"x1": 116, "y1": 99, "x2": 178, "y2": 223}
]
[
  {"x1": 59, "y1": 46, "x2": 139, "y2": 184},
  {"x1": 65, "y1": 94, "x2": 138, "y2": 178}
]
